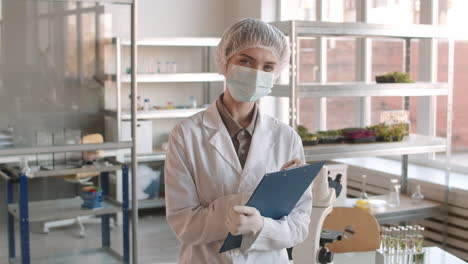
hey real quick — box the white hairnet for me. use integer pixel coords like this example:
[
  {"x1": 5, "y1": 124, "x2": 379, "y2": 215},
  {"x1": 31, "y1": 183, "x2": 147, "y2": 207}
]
[{"x1": 216, "y1": 18, "x2": 290, "y2": 78}]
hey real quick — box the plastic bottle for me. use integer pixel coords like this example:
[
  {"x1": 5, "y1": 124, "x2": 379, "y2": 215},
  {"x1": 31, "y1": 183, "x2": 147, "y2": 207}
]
[
  {"x1": 411, "y1": 185, "x2": 424, "y2": 205},
  {"x1": 172, "y1": 61, "x2": 177, "y2": 73},
  {"x1": 143, "y1": 98, "x2": 151, "y2": 111}
]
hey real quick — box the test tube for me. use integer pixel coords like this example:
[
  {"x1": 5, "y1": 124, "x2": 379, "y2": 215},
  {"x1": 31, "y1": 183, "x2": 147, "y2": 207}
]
[
  {"x1": 398, "y1": 227, "x2": 408, "y2": 253},
  {"x1": 381, "y1": 227, "x2": 389, "y2": 253},
  {"x1": 406, "y1": 226, "x2": 416, "y2": 253},
  {"x1": 388, "y1": 227, "x2": 398, "y2": 255},
  {"x1": 416, "y1": 226, "x2": 425, "y2": 253}
]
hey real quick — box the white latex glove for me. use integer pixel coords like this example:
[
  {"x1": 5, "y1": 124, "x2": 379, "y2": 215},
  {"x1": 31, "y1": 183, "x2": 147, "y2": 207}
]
[
  {"x1": 225, "y1": 205, "x2": 264, "y2": 236},
  {"x1": 280, "y1": 158, "x2": 302, "y2": 170}
]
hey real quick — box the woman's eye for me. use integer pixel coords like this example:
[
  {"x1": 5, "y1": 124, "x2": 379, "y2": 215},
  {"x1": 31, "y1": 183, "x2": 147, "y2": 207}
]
[
  {"x1": 239, "y1": 59, "x2": 251, "y2": 65},
  {"x1": 264, "y1": 65, "x2": 274, "y2": 72}
]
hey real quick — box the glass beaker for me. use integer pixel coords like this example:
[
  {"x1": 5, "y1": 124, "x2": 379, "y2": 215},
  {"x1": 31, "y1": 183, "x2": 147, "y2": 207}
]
[{"x1": 387, "y1": 179, "x2": 401, "y2": 207}]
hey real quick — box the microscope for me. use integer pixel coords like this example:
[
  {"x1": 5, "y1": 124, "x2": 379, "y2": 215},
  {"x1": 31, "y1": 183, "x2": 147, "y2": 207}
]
[{"x1": 292, "y1": 166, "x2": 343, "y2": 264}]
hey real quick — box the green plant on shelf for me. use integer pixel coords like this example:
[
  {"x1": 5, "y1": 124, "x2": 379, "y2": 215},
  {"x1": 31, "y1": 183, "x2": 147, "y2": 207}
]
[
  {"x1": 297, "y1": 125, "x2": 309, "y2": 138},
  {"x1": 367, "y1": 123, "x2": 409, "y2": 142},
  {"x1": 375, "y1": 71, "x2": 414, "y2": 83},
  {"x1": 316, "y1": 130, "x2": 344, "y2": 143},
  {"x1": 296, "y1": 125, "x2": 318, "y2": 145}
]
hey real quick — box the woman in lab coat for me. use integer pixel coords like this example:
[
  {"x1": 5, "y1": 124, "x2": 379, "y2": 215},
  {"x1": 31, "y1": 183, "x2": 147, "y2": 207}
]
[{"x1": 165, "y1": 18, "x2": 312, "y2": 264}]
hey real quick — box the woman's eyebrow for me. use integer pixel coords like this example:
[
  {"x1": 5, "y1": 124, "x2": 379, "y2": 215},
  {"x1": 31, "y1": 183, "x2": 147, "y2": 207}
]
[
  {"x1": 240, "y1": 54, "x2": 277, "y2": 65},
  {"x1": 239, "y1": 53, "x2": 256, "y2": 61}
]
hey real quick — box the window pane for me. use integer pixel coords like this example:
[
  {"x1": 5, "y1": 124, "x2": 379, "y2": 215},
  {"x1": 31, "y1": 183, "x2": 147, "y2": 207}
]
[
  {"x1": 328, "y1": 38, "x2": 356, "y2": 82},
  {"x1": 327, "y1": 98, "x2": 357, "y2": 129}
]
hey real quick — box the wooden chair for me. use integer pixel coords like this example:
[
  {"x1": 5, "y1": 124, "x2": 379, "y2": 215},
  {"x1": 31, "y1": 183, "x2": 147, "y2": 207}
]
[{"x1": 322, "y1": 207, "x2": 380, "y2": 253}]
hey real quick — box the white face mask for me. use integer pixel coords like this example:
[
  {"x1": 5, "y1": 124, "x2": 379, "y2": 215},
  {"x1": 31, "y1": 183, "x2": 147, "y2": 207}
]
[{"x1": 226, "y1": 65, "x2": 274, "y2": 102}]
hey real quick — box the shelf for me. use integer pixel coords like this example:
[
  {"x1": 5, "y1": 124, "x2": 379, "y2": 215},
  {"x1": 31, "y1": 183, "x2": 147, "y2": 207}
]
[
  {"x1": 304, "y1": 134, "x2": 446, "y2": 161},
  {"x1": 8, "y1": 197, "x2": 122, "y2": 223},
  {"x1": 116, "y1": 37, "x2": 220, "y2": 47},
  {"x1": 270, "y1": 21, "x2": 452, "y2": 39},
  {"x1": 346, "y1": 195, "x2": 442, "y2": 224},
  {"x1": 271, "y1": 82, "x2": 449, "y2": 98},
  {"x1": 119, "y1": 134, "x2": 445, "y2": 163},
  {"x1": 118, "y1": 73, "x2": 225, "y2": 83},
  {"x1": 39, "y1": 0, "x2": 132, "y2": 4},
  {"x1": 137, "y1": 198, "x2": 166, "y2": 209},
  {"x1": 31, "y1": 163, "x2": 122, "y2": 178},
  {"x1": 0, "y1": 141, "x2": 133, "y2": 157},
  {"x1": 106, "y1": 108, "x2": 206, "y2": 120},
  {"x1": 9, "y1": 248, "x2": 122, "y2": 264},
  {"x1": 124, "y1": 149, "x2": 166, "y2": 162}
]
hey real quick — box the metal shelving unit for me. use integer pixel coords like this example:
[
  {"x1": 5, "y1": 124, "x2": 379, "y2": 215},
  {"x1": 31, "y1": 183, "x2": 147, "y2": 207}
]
[
  {"x1": 0, "y1": 0, "x2": 140, "y2": 263},
  {"x1": 269, "y1": 20, "x2": 453, "y2": 185},
  {"x1": 104, "y1": 36, "x2": 222, "y2": 210},
  {"x1": 271, "y1": 20, "x2": 454, "y2": 243}
]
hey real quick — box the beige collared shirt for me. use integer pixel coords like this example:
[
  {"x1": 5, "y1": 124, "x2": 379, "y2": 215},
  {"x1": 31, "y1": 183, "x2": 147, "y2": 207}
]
[{"x1": 216, "y1": 94, "x2": 258, "y2": 168}]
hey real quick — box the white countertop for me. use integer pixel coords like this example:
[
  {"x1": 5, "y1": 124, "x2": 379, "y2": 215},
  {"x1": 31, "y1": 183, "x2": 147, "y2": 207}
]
[{"x1": 333, "y1": 247, "x2": 465, "y2": 264}]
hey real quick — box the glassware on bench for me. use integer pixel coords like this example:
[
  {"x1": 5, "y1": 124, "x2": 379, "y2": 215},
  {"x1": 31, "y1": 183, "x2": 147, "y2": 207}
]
[
  {"x1": 411, "y1": 185, "x2": 424, "y2": 205},
  {"x1": 415, "y1": 226, "x2": 424, "y2": 254},
  {"x1": 387, "y1": 179, "x2": 401, "y2": 207},
  {"x1": 360, "y1": 174, "x2": 369, "y2": 200}
]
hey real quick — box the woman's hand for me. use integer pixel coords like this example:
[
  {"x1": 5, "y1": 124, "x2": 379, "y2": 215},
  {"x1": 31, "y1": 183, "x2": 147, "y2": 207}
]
[
  {"x1": 280, "y1": 158, "x2": 302, "y2": 170},
  {"x1": 225, "y1": 206, "x2": 264, "y2": 236}
]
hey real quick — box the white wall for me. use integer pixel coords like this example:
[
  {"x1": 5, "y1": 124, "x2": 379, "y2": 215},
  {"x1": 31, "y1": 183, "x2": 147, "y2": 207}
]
[{"x1": 111, "y1": 0, "x2": 227, "y2": 38}]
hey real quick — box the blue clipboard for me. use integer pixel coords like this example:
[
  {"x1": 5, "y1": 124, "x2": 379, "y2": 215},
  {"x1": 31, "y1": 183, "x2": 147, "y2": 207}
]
[{"x1": 219, "y1": 160, "x2": 326, "y2": 253}]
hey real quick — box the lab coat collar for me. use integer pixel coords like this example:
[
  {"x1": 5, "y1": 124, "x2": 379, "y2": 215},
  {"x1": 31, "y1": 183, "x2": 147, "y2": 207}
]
[
  {"x1": 203, "y1": 102, "x2": 243, "y2": 174},
  {"x1": 203, "y1": 101, "x2": 278, "y2": 176},
  {"x1": 241, "y1": 105, "x2": 278, "y2": 176}
]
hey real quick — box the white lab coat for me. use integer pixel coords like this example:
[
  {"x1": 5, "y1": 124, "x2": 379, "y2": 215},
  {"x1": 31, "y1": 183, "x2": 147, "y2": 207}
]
[{"x1": 165, "y1": 101, "x2": 312, "y2": 264}]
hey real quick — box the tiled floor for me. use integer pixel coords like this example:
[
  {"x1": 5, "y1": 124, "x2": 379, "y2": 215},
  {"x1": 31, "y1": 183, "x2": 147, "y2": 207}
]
[{"x1": 0, "y1": 212, "x2": 179, "y2": 264}]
